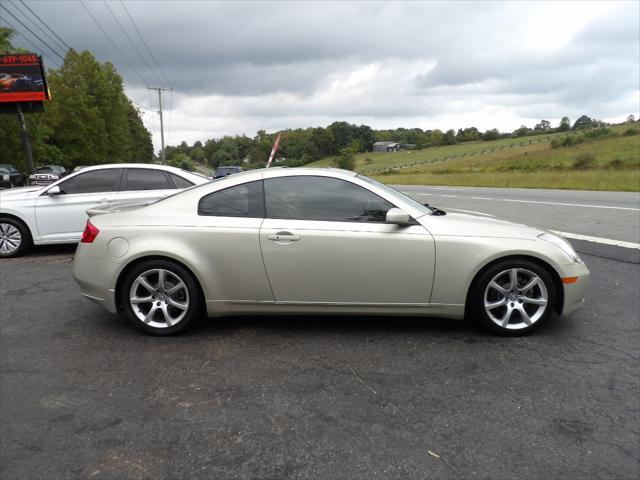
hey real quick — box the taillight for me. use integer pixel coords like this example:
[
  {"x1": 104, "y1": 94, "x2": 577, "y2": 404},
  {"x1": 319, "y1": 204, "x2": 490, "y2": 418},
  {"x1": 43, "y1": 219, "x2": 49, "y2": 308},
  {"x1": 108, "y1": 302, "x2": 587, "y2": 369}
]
[{"x1": 80, "y1": 220, "x2": 100, "y2": 243}]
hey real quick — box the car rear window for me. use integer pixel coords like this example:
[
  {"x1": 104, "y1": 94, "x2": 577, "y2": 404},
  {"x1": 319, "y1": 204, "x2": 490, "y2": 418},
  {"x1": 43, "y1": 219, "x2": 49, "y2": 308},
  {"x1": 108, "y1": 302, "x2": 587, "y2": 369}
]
[
  {"x1": 124, "y1": 168, "x2": 173, "y2": 191},
  {"x1": 168, "y1": 173, "x2": 193, "y2": 189},
  {"x1": 198, "y1": 180, "x2": 264, "y2": 218}
]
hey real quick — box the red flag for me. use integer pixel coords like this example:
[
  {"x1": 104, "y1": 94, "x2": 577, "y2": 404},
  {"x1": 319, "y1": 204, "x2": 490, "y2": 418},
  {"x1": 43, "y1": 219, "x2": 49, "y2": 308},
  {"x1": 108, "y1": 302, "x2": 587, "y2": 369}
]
[{"x1": 266, "y1": 133, "x2": 281, "y2": 168}]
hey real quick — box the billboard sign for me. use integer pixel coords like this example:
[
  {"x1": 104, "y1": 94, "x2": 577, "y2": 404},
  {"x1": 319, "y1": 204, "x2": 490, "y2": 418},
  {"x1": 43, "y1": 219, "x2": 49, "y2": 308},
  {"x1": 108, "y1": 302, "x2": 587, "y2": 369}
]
[{"x1": 0, "y1": 53, "x2": 50, "y2": 104}]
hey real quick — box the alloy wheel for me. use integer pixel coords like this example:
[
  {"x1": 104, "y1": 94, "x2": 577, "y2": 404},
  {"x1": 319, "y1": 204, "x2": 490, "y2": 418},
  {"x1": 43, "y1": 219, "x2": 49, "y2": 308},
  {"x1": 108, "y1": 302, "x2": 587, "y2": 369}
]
[
  {"x1": 129, "y1": 268, "x2": 190, "y2": 328},
  {"x1": 0, "y1": 223, "x2": 22, "y2": 255},
  {"x1": 484, "y1": 268, "x2": 548, "y2": 330}
]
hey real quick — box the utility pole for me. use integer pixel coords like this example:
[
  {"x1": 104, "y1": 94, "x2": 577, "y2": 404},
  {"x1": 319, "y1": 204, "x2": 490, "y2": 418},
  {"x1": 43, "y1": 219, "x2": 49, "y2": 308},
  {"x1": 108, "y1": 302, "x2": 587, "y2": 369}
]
[
  {"x1": 16, "y1": 104, "x2": 34, "y2": 173},
  {"x1": 148, "y1": 87, "x2": 171, "y2": 164}
]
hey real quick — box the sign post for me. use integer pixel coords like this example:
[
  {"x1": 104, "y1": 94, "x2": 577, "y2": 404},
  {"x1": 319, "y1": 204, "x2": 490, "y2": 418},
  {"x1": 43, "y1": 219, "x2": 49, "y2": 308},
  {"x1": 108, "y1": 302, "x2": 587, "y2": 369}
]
[{"x1": 15, "y1": 104, "x2": 34, "y2": 172}]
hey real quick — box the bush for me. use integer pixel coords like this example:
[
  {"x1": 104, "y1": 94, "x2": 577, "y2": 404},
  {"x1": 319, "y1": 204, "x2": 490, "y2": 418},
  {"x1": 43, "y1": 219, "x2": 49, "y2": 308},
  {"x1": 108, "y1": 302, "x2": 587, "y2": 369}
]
[
  {"x1": 332, "y1": 147, "x2": 356, "y2": 171},
  {"x1": 608, "y1": 158, "x2": 624, "y2": 169},
  {"x1": 583, "y1": 127, "x2": 612, "y2": 139},
  {"x1": 623, "y1": 127, "x2": 639, "y2": 136},
  {"x1": 572, "y1": 152, "x2": 596, "y2": 170},
  {"x1": 168, "y1": 153, "x2": 195, "y2": 171},
  {"x1": 551, "y1": 135, "x2": 585, "y2": 148}
]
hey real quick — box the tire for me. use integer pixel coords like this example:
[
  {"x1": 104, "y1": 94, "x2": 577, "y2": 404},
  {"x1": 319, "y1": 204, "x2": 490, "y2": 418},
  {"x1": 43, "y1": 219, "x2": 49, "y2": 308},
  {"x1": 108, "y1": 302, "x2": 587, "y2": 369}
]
[
  {"x1": 120, "y1": 259, "x2": 203, "y2": 335},
  {"x1": 0, "y1": 218, "x2": 33, "y2": 258},
  {"x1": 468, "y1": 259, "x2": 557, "y2": 336}
]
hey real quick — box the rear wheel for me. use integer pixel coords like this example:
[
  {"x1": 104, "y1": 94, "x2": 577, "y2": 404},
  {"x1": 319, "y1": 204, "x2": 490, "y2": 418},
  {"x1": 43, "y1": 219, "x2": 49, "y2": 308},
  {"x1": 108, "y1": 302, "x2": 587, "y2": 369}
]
[
  {"x1": 469, "y1": 259, "x2": 557, "y2": 336},
  {"x1": 120, "y1": 259, "x2": 203, "y2": 335},
  {"x1": 0, "y1": 218, "x2": 32, "y2": 258}
]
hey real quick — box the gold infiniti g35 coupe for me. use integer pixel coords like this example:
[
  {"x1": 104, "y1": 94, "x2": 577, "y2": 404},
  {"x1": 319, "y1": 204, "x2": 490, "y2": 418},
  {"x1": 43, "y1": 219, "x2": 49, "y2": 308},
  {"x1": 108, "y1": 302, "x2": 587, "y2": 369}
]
[{"x1": 73, "y1": 168, "x2": 589, "y2": 336}]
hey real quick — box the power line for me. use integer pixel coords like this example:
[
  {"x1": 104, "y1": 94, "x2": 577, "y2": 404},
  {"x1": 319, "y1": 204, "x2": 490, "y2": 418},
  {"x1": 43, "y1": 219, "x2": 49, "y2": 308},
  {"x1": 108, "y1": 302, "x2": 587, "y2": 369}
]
[
  {"x1": 0, "y1": 4, "x2": 66, "y2": 61},
  {"x1": 9, "y1": 0, "x2": 68, "y2": 55},
  {"x1": 16, "y1": 0, "x2": 71, "y2": 52},
  {"x1": 130, "y1": 99, "x2": 156, "y2": 112},
  {"x1": 102, "y1": 0, "x2": 164, "y2": 87},
  {"x1": 119, "y1": 0, "x2": 172, "y2": 88},
  {"x1": 78, "y1": 0, "x2": 149, "y2": 87},
  {"x1": 2, "y1": 19, "x2": 62, "y2": 68}
]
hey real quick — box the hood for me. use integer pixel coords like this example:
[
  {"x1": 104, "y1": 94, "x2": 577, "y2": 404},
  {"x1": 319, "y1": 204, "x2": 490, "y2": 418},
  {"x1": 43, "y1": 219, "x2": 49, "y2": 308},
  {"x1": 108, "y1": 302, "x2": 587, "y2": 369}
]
[
  {"x1": 422, "y1": 212, "x2": 544, "y2": 240},
  {"x1": 86, "y1": 201, "x2": 152, "y2": 217},
  {"x1": 0, "y1": 185, "x2": 44, "y2": 199}
]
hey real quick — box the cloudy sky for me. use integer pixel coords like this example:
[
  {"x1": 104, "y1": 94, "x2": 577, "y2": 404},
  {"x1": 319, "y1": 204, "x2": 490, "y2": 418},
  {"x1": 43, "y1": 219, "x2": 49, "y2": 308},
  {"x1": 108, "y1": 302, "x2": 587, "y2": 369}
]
[{"x1": 4, "y1": 0, "x2": 639, "y2": 151}]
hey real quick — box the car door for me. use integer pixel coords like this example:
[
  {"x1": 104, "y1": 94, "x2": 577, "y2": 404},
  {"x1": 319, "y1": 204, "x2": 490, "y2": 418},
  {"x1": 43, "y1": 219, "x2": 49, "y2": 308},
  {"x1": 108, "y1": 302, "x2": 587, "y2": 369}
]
[
  {"x1": 34, "y1": 168, "x2": 123, "y2": 241},
  {"x1": 259, "y1": 175, "x2": 436, "y2": 305},
  {"x1": 195, "y1": 180, "x2": 274, "y2": 303},
  {"x1": 118, "y1": 168, "x2": 181, "y2": 205}
]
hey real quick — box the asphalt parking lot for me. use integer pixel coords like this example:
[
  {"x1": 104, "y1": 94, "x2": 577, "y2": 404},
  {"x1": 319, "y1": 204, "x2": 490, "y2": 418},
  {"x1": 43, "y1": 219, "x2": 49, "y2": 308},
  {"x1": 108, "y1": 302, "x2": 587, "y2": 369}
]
[{"x1": 1, "y1": 239, "x2": 638, "y2": 480}]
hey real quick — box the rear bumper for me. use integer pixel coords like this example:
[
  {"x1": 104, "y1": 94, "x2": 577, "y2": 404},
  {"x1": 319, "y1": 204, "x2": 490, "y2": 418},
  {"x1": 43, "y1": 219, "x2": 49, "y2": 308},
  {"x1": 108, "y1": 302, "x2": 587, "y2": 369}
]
[
  {"x1": 557, "y1": 261, "x2": 590, "y2": 316},
  {"x1": 72, "y1": 243, "x2": 119, "y2": 314}
]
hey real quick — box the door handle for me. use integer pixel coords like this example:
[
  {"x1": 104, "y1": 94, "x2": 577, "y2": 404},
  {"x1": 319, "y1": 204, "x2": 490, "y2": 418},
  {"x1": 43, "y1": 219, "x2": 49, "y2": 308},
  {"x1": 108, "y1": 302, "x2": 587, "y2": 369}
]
[{"x1": 268, "y1": 232, "x2": 301, "y2": 242}]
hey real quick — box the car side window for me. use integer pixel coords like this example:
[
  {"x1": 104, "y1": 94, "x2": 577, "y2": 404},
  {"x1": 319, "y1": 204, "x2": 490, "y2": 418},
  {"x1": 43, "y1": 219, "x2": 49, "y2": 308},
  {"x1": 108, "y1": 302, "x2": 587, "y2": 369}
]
[
  {"x1": 264, "y1": 176, "x2": 394, "y2": 222},
  {"x1": 168, "y1": 173, "x2": 193, "y2": 189},
  {"x1": 198, "y1": 180, "x2": 265, "y2": 218},
  {"x1": 124, "y1": 168, "x2": 173, "y2": 191},
  {"x1": 58, "y1": 169, "x2": 122, "y2": 194}
]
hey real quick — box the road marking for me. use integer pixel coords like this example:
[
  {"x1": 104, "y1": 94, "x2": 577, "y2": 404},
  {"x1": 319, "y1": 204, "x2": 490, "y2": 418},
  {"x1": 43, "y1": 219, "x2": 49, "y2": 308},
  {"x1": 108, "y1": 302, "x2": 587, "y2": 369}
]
[
  {"x1": 441, "y1": 194, "x2": 458, "y2": 198},
  {"x1": 465, "y1": 196, "x2": 640, "y2": 211},
  {"x1": 551, "y1": 230, "x2": 640, "y2": 250}
]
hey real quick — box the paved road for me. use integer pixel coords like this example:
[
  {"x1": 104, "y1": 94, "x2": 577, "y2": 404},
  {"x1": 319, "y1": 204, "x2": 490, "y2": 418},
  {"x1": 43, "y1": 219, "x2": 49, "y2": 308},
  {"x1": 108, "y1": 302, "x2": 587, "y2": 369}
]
[
  {"x1": 397, "y1": 185, "x2": 640, "y2": 244},
  {"x1": 1, "y1": 243, "x2": 638, "y2": 479}
]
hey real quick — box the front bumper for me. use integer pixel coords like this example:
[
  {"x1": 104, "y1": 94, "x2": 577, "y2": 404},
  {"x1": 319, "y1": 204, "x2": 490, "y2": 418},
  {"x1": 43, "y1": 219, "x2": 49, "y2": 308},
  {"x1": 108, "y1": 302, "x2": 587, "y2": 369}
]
[
  {"x1": 557, "y1": 261, "x2": 590, "y2": 316},
  {"x1": 72, "y1": 243, "x2": 119, "y2": 314}
]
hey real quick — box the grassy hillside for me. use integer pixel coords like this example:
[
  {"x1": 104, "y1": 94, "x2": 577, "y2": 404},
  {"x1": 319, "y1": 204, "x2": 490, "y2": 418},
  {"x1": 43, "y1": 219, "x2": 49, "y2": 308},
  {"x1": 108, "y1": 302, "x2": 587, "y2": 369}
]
[{"x1": 308, "y1": 123, "x2": 640, "y2": 191}]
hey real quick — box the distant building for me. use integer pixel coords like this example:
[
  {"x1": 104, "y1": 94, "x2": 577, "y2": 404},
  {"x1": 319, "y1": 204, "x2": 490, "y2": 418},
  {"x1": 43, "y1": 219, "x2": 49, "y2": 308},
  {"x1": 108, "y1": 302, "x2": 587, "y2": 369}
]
[{"x1": 373, "y1": 141, "x2": 402, "y2": 152}]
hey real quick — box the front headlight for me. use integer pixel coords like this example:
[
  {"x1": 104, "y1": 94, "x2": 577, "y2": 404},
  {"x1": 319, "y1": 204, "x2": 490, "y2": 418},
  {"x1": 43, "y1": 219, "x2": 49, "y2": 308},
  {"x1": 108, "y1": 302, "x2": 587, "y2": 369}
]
[{"x1": 539, "y1": 232, "x2": 582, "y2": 263}]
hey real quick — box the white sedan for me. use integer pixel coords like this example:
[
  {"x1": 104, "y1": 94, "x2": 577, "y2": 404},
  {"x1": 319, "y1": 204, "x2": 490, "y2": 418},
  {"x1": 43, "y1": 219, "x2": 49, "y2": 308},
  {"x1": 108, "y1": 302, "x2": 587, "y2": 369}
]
[
  {"x1": 0, "y1": 163, "x2": 209, "y2": 257},
  {"x1": 73, "y1": 168, "x2": 590, "y2": 336}
]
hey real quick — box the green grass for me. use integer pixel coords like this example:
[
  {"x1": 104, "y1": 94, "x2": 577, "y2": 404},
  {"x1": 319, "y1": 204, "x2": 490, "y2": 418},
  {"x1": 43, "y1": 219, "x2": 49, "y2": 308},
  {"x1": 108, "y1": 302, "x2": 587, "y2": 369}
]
[{"x1": 309, "y1": 123, "x2": 640, "y2": 191}]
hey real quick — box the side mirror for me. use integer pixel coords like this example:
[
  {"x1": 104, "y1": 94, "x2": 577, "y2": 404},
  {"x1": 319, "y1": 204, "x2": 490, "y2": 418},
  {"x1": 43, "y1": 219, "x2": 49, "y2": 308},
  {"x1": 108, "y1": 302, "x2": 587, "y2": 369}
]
[
  {"x1": 47, "y1": 185, "x2": 61, "y2": 196},
  {"x1": 386, "y1": 207, "x2": 411, "y2": 225}
]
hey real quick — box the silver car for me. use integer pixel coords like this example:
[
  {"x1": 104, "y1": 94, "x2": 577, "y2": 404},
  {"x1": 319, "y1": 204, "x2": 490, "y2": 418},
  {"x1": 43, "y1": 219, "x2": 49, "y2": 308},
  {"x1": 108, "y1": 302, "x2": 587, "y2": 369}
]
[{"x1": 73, "y1": 168, "x2": 589, "y2": 336}]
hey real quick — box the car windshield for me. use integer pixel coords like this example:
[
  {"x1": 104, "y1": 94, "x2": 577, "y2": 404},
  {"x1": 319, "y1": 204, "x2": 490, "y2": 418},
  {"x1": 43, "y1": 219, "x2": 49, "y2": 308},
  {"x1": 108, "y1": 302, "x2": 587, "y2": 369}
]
[
  {"x1": 356, "y1": 175, "x2": 436, "y2": 216},
  {"x1": 217, "y1": 167, "x2": 240, "y2": 174},
  {"x1": 35, "y1": 167, "x2": 55, "y2": 173},
  {"x1": 0, "y1": 167, "x2": 9, "y2": 173}
]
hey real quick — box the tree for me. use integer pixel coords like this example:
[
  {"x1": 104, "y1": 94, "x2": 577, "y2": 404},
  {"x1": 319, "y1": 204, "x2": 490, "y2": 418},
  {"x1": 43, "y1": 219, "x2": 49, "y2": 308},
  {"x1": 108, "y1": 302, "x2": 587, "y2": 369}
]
[
  {"x1": 558, "y1": 117, "x2": 571, "y2": 132},
  {"x1": 534, "y1": 119, "x2": 551, "y2": 132},
  {"x1": 627, "y1": 114, "x2": 636, "y2": 123},
  {"x1": 513, "y1": 125, "x2": 532, "y2": 137},
  {"x1": 482, "y1": 128, "x2": 500, "y2": 141},
  {"x1": 572, "y1": 115, "x2": 594, "y2": 130}
]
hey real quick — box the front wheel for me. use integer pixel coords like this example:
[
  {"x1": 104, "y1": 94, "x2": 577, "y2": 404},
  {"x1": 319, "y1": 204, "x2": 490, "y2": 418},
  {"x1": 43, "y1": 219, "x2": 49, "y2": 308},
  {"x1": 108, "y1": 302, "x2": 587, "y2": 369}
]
[
  {"x1": 120, "y1": 260, "x2": 203, "y2": 335},
  {"x1": 0, "y1": 218, "x2": 33, "y2": 258},
  {"x1": 469, "y1": 259, "x2": 557, "y2": 336}
]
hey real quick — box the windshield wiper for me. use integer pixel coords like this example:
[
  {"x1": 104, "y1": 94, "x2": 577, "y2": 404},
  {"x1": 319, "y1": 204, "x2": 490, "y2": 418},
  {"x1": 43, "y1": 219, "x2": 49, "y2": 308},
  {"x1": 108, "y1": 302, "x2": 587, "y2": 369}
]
[{"x1": 423, "y1": 203, "x2": 446, "y2": 216}]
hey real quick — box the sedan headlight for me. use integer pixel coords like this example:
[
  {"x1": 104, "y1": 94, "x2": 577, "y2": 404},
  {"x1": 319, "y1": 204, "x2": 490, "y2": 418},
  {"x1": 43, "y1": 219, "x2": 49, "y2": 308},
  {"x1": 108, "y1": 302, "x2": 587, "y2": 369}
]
[{"x1": 538, "y1": 232, "x2": 582, "y2": 263}]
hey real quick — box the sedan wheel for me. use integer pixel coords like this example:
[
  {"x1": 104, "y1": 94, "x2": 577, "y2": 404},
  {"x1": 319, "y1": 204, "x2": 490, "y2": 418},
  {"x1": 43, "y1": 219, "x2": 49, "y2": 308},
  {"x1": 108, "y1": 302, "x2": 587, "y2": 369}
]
[
  {"x1": 484, "y1": 268, "x2": 548, "y2": 330},
  {"x1": 470, "y1": 259, "x2": 557, "y2": 335},
  {"x1": 121, "y1": 260, "x2": 202, "y2": 335},
  {"x1": 0, "y1": 219, "x2": 32, "y2": 258}
]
